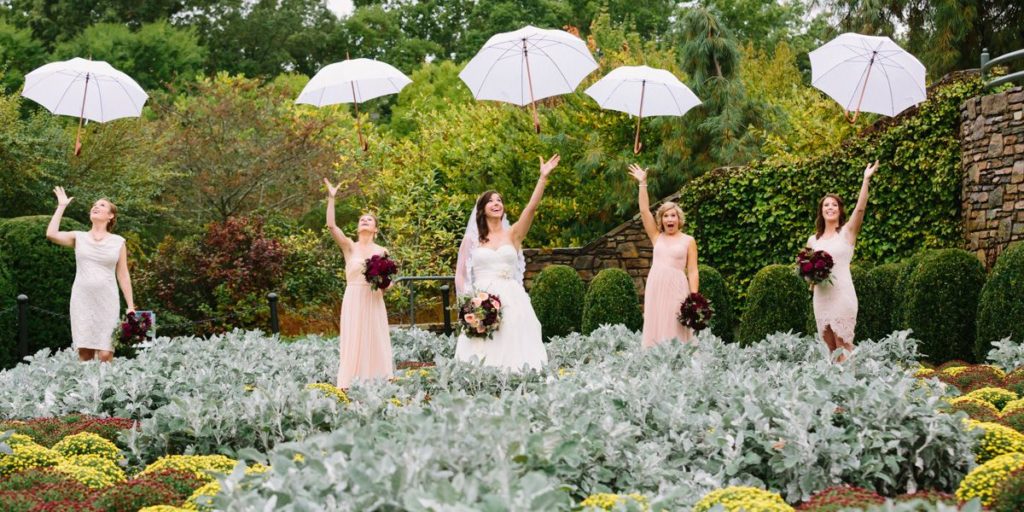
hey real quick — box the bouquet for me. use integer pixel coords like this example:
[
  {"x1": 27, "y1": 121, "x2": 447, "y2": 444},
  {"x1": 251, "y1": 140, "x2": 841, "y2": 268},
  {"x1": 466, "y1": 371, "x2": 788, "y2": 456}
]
[
  {"x1": 116, "y1": 311, "x2": 153, "y2": 347},
  {"x1": 457, "y1": 291, "x2": 502, "y2": 338},
  {"x1": 796, "y1": 247, "x2": 834, "y2": 285},
  {"x1": 678, "y1": 292, "x2": 714, "y2": 332},
  {"x1": 363, "y1": 254, "x2": 398, "y2": 291}
]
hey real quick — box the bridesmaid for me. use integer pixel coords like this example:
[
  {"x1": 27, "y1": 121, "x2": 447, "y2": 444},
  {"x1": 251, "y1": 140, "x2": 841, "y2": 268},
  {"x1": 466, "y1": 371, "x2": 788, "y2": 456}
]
[
  {"x1": 45, "y1": 187, "x2": 136, "y2": 363},
  {"x1": 807, "y1": 160, "x2": 879, "y2": 361},
  {"x1": 629, "y1": 164, "x2": 700, "y2": 348},
  {"x1": 324, "y1": 178, "x2": 394, "y2": 389}
]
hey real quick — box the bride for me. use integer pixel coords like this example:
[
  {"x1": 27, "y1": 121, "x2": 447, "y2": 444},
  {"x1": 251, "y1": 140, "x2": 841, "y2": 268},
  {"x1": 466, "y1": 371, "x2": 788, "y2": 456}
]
[{"x1": 453, "y1": 154, "x2": 560, "y2": 371}]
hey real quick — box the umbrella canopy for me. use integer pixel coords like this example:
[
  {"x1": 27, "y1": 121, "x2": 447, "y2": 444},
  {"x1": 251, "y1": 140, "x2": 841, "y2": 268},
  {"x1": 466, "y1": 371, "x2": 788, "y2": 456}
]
[
  {"x1": 585, "y1": 65, "x2": 701, "y2": 153},
  {"x1": 809, "y1": 33, "x2": 926, "y2": 122},
  {"x1": 296, "y1": 58, "x2": 412, "y2": 106},
  {"x1": 296, "y1": 57, "x2": 412, "y2": 151},
  {"x1": 21, "y1": 57, "x2": 148, "y2": 155},
  {"x1": 459, "y1": 25, "x2": 597, "y2": 132},
  {"x1": 22, "y1": 57, "x2": 148, "y2": 122}
]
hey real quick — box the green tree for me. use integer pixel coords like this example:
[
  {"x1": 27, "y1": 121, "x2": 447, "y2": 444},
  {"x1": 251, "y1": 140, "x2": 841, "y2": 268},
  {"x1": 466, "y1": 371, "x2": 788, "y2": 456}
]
[
  {"x1": 52, "y1": 21, "x2": 206, "y2": 90},
  {"x1": 0, "y1": 21, "x2": 47, "y2": 93}
]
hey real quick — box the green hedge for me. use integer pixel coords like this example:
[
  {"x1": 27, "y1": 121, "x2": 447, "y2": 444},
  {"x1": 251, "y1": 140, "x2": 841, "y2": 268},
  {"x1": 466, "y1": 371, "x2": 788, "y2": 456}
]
[
  {"x1": 677, "y1": 76, "x2": 983, "y2": 304},
  {"x1": 739, "y1": 264, "x2": 809, "y2": 345},
  {"x1": 697, "y1": 264, "x2": 735, "y2": 342},
  {"x1": 0, "y1": 260, "x2": 15, "y2": 368},
  {"x1": 977, "y1": 242, "x2": 1024, "y2": 358},
  {"x1": 893, "y1": 250, "x2": 932, "y2": 329},
  {"x1": 0, "y1": 216, "x2": 84, "y2": 363},
  {"x1": 530, "y1": 264, "x2": 586, "y2": 340},
  {"x1": 904, "y1": 249, "x2": 986, "y2": 363},
  {"x1": 581, "y1": 268, "x2": 642, "y2": 334},
  {"x1": 863, "y1": 262, "x2": 902, "y2": 340}
]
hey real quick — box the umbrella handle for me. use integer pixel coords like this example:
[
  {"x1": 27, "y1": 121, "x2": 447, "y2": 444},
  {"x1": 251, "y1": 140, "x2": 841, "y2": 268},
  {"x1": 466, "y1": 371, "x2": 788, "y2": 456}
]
[
  {"x1": 74, "y1": 73, "x2": 90, "y2": 156},
  {"x1": 845, "y1": 52, "x2": 876, "y2": 125},
  {"x1": 523, "y1": 39, "x2": 541, "y2": 134},
  {"x1": 350, "y1": 81, "x2": 368, "y2": 152},
  {"x1": 633, "y1": 81, "x2": 646, "y2": 155}
]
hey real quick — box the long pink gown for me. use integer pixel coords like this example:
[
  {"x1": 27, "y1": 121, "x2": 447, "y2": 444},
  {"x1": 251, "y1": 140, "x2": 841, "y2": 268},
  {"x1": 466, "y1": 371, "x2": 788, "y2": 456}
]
[
  {"x1": 336, "y1": 250, "x2": 394, "y2": 388},
  {"x1": 808, "y1": 226, "x2": 858, "y2": 343},
  {"x1": 641, "y1": 234, "x2": 694, "y2": 348}
]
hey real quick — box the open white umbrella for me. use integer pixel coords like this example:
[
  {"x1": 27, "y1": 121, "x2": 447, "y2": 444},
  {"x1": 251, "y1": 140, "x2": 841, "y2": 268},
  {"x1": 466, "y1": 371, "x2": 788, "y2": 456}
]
[
  {"x1": 459, "y1": 25, "x2": 597, "y2": 133},
  {"x1": 21, "y1": 57, "x2": 148, "y2": 155},
  {"x1": 585, "y1": 65, "x2": 701, "y2": 154},
  {"x1": 296, "y1": 57, "x2": 412, "y2": 151},
  {"x1": 810, "y1": 33, "x2": 926, "y2": 123}
]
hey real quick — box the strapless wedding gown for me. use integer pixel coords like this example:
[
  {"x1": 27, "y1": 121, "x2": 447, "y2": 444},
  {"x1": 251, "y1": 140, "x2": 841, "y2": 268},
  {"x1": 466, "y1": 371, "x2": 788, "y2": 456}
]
[{"x1": 454, "y1": 245, "x2": 547, "y2": 370}]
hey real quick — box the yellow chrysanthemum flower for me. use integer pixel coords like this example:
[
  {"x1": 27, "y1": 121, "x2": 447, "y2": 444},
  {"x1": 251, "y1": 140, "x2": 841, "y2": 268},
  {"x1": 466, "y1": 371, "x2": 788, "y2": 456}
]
[
  {"x1": 1002, "y1": 398, "x2": 1024, "y2": 415},
  {"x1": 0, "y1": 441, "x2": 61, "y2": 476},
  {"x1": 52, "y1": 432, "x2": 122, "y2": 462},
  {"x1": 579, "y1": 492, "x2": 649, "y2": 511},
  {"x1": 947, "y1": 396, "x2": 1002, "y2": 415},
  {"x1": 184, "y1": 480, "x2": 221, "y2": 511},
  {"x1": 964, "y1": 420, "x2": 1024, "y2": 463},
  {"x1": 137, "y1": 454, "x2": 238, "y2": 482},
  {"x1": 305, "y1": 383, "x2": 350, "y2": 404},
  {"x1": 138, "y1": 507, "x2": 193, "y2": 512},
  {"x1": 62, "y1": 454, "x2": 126, "y2": 484},
  {"x1": 957, "y1": 452, "x2": 1024, "y2": 506},
  {"x1": 693, "y1": 486, "x2": 794, "y2": 512},
  {"x1": 964, "y1": 387, "x2": 1019, "y2": 410}
]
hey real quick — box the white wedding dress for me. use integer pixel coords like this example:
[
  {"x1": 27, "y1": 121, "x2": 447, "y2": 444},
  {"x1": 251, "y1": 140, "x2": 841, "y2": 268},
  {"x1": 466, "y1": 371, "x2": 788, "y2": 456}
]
[{"x1": 454, "y1": 245, "x2": 547, "y2": 370}]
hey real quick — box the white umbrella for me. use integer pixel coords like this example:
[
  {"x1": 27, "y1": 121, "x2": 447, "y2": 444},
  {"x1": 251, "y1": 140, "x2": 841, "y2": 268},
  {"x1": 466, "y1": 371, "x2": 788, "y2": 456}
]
[
  {"x1": 21, "y1": 57, "x2": 148, "y2": 155},
  {"x1": 809, "y1": 33, "x2": 926, "y2": 123},
  {"x1": 459, "y1": 25, "x2": 598, "y2": 133},
  {"x1": 585, "y1": 65, "x2": 701, "y2": 154},
  {"x1": 296, "y1": 57, "x2": 412, "y2": 151}
]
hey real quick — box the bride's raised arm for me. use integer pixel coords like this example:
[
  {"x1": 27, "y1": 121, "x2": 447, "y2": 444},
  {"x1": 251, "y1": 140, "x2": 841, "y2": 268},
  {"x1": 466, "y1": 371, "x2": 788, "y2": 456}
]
[{"x1": 511, "y1": 154, "x2": 559, "y2": 245}]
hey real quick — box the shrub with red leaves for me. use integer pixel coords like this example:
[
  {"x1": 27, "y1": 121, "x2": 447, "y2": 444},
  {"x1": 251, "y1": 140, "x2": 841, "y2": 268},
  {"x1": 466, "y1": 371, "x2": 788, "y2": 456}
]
[
  {"x1": 0, "y1": 490, "x2": 42, "y2": 512},
  {"x1": 139, "y1": 216, "x2": 286, "y2": 335},
  {"x1": 796, "y1": 485, "x2": 886, "y2": 511},
  {"x1": 936, "y1": 365, "x2": 1004, "y2": 392},
  {"x1": 90, "y1": 478, "x2": 181, "y2": 512},
  {"x1": 130, "y1": 469, "x2": 205, "y2": 500},
  {"x1": 0, "y1": 416, "x2": 135, "y2": 447},
  {"x1": 1000, "y1": 410, "x2": 1024, "y2": 433},
  {"x1": 1003, "y1": 372, "x2": 1024, "y2": 396},
  {"x1": 937, "y1": 360, "x2": 972, "y2": 372}
]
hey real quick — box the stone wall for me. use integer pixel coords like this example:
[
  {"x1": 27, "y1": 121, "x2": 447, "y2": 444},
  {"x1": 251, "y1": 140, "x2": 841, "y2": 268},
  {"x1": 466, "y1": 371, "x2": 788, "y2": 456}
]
[{"x1": 960, "y1": 85, "x2": 1024, "y2": 268}]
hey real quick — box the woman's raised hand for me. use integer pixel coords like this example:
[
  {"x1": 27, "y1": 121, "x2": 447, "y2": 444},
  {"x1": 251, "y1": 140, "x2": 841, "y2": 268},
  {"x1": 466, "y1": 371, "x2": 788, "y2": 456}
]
[
  {"x1": 628, "y1": 164, "x2": 647, "y2": 184},
  {"x1": 863, "y1": 160, "x2": 879, "y2": 180},
  {"x1": 53, "y1": 186, "x2": 73, "y2": 207},
  {"x1": 539, "y1": 154, "x2": 560, "y2": 179},
  {"x1": 323, "y1": 178, "x2": 341, "y2": 198}
]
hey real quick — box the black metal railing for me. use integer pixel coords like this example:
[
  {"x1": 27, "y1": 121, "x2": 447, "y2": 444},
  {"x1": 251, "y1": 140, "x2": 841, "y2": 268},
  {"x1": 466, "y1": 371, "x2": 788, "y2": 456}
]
[
  {"x1": 393, "y1": 276, "x2": 455, "y2": 335},
  {"x1": 982, "y1": 48, "x2": 1024, "y2": 89}
]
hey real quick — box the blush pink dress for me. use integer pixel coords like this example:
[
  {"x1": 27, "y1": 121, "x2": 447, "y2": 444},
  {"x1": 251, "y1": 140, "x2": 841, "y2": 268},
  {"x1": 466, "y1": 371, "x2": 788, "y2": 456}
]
[
  {"x1": 808, "y1": 226, "x2": 858, "y2": 343},
  {"x1": 336, "y1": 250, "x2": 394, "y2": 388},
  {"x1": 641, "y1": 234, "x2": 694, "y2": 348}
]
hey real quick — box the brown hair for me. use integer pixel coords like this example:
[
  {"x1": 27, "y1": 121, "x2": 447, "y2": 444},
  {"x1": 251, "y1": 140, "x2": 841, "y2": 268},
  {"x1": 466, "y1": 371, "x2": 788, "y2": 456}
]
[
  {"x1": 475, "y1": 190, "x2": 500, "y2": 244},
  {"x1": 655, "y1": 202, "x2": 685, "y2": 232},
  {"x1": 815, "y1": 194, "x2": 846, "y2": 239},
  {"x1": 97, "y1": 198, "x2": 117, "y2": 232}
]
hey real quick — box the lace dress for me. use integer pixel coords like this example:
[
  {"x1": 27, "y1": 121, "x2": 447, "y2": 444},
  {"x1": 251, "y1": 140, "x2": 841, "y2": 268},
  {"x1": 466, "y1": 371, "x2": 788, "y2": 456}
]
[
  {"x1": 808, "y1": 226, "x2": 858, "y2": 343},
  {"x1": 70, "y1": 231, "x2": 124, "y2": 352}
]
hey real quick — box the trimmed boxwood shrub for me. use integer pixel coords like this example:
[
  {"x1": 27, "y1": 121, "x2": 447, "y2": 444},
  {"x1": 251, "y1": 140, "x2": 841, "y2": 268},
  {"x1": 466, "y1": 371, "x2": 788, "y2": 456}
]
[
  {"x1": 581, "y1": 268, "x2": 642, "y2": 334},
  {"x1": 0, "y1": 216, "x2": 84, "y2": 364},
  {"x1": 893, "y1": 250, "x2": 933, "y2": 329},
  {"x1": 864, "y1": 262, "x2": 902, "y2": 339},
  {"x1": 697, "y1": 264, "x2": 735, "y2": 342},
  {"x1": 905, "y1": 248, "x2": 986, "y2": 363},
  {"x1": 977, "y1": 242, "x2": 1024, "y2": 360},
  {"x1": 529, "y1": 264, "x2": 585, "y2": 340},
  {"x1": 739, "y1": 264, "x2": 809, "y2": 346},
  {"x1": 0, "y1": 260, "x2": 16, "y2": 368}
]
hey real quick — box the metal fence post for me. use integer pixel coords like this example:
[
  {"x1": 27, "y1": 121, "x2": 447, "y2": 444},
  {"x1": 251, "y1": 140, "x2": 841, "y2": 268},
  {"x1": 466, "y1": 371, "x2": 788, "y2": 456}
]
[
  {"x1": 981, "y1": 48, "x2": 990, "y2": 81},
  {"x1": 267, "y1": 292, "x2": 280, "y2": 335},
  {"x1": 16, "y1": 294, "x2": 28, "y2": 357},
  {"x1": 440, "y1": 284, "x2": 451, "y2": 336}
]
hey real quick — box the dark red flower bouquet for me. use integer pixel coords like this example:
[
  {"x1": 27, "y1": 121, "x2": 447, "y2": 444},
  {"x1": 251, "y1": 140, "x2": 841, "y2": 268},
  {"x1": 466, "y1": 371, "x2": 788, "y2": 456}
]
[
  {"x1": 363, "y1": 254, "x2": 398, "y2": 291},
  {"x1": 678, "y1": 292, "x2": 714, "y2": 332},
  {"x1": 117, "y1": 311, "x2": 153, "y2": 347},
  {"x1": 457, "y1": 291, "x2": 502, "y2": 339},
  {"x1": 796, "y1": 247, "x2": 834, "y2": 285}
]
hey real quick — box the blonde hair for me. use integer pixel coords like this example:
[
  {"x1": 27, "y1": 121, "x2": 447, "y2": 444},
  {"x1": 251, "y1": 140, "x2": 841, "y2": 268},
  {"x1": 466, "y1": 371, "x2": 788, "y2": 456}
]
[
  {"x1": 97, "y1": 198, "x2": 117, "y2": 232},
  {"x1": 360, "y1": 211, "x2": 380, "y2": 238},
  {"x1": 655, "y1": 202, "x2": 684, "y2": 232}
]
